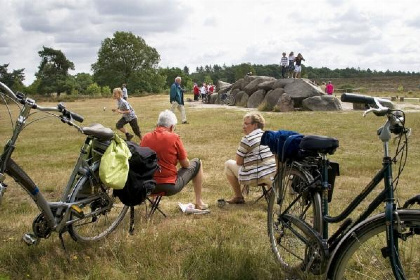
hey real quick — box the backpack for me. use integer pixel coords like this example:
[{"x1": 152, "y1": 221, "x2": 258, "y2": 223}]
[
  {"x1": 261, "y1": 130, "x2": 304, "y2": 162},
  {"x1": 113, "y1": 141, "x2": 159, "y2": 206}
]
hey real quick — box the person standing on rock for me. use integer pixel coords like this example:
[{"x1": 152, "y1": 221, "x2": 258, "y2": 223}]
[
  {"x1": 287, "y1": 51, "x2": 295, "y2": 78},
  {"x1": 280, "y1": 52, "x2": 289, "y2": 78},
  {"x1": 293, "y1": 53, "x2": 305, "y2": 79}
]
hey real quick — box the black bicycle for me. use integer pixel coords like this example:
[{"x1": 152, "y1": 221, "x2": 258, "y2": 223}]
[
  {"x1": 268, "y1": 93, "x2": 420, "y2": 279},
  {"x1": 0, "y1": 82, "x2": 128, "y2": 247}
]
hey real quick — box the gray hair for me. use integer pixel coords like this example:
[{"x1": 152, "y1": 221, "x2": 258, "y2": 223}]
[
  {"x1": 157, "y1": 110, "x2": 178, "y2": 128},
  {"x1": 175, "y1": 76, "x2": 181, "y2": 82}
]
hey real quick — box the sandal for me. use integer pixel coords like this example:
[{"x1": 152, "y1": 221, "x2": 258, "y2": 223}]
[
  {"x1": 227, "y1": 197, "x2": 245, "y2": 204},
  {"x1": 195, "y1": 203, "x2": 209, "y2": 210}
]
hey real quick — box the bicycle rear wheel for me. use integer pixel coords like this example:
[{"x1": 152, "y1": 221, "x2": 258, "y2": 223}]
[
  {"x1": 68, "y1": 171, "x2": 128, "y2": 242},
  {"x1": 328, "y1": 210, "x2": 420, "y2": 279},
  {"x1": 268, "y1": 164, "x2": 323, "y2": 275}
]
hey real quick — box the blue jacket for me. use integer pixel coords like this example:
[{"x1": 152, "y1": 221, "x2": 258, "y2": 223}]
[{"x1": 170, "y1": 82, "x2": 184, "y2": 105}]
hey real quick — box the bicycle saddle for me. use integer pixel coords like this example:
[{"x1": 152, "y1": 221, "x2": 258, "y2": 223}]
[
  {"x1": 82, "y1": 123, "x2": 114, "y2": 140},
  {"x1": 300, "y1": 135, "x2": 339, "y2": 155}
]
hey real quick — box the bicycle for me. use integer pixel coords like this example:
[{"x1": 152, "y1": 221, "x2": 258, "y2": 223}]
[
  {"x1": 220, "y1": 92, "x2": 236, "y2": 106},
  {"x1": 267, "y1": 93, "x2": 420, "y2": 279},
  {"x1": 0, "y1": 82, "x2": 128, "y2": 248}
]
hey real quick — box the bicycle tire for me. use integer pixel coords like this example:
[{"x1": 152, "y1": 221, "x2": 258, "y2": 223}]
[
  {"x1": 267, "y1": 164, "x2": 323, "y2": 276},
  {"x1": 226, "y1": 95, "x2": 236, "y2": 106},
  {"x1": 328, "y1": 210, "x2": 420, "y2": 279},
  {"x1": 68, "y1": 168, "x2": 128, "y2": 242}
]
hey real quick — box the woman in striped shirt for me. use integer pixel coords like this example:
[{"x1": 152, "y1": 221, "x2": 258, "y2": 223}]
[{"x1": 224, "y1": 112, "x2": 276, "y2": 204}]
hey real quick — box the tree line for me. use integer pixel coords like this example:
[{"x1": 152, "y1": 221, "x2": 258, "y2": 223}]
[{"x1": 1, "y1": 31, "x2": 419, "y2": 97}]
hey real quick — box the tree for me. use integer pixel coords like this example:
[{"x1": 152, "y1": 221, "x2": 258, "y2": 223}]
[
  {"x1": 0, "y1": 64, "x2": 25, "y2": 91},
  {"x1": 92, "y1": 31, "x2": 161, "y2": 93},
  {"x1": 35, "y1": 47, "x2": 75, "y2": 96},
  {"x1": 74, "y1": 73, "x2": 93, "y2": 94}
]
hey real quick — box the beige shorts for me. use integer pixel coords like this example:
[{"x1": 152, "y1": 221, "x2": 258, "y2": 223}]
[{"x1": 224, "y1": 159, "x2": 273, "y2": 186}]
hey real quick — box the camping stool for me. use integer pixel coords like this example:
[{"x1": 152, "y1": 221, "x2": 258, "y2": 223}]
[
  {"x1": 242, "y1": 183, "x2": 272, "y2": 204},
  {"x1": 146, "y1": 192, "x2": 167, "y2": 219},
  {"x1": 128, "y1": 192, "x2": 167, "y2": 235}
]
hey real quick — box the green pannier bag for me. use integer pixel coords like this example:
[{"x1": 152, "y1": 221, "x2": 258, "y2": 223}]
[{"x1": 99, "y1": 134, "x2": 132, "y2": 189}]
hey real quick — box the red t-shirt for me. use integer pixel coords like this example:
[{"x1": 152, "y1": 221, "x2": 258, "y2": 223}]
[{"x1": 140, "y1": 127, "x2": 187, "y2": 184}]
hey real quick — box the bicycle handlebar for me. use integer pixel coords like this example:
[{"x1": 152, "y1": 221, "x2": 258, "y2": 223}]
[
  {"x1": 341, "y1": 93, "x2": 375, "y2": 104},
  {"x1": 0, "y1": 82, "x2": 84, "y2": 123}
]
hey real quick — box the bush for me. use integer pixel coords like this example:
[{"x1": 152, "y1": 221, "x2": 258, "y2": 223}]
[{"x1": 86, "y1": 83, "x2": 102, "y2": 96}]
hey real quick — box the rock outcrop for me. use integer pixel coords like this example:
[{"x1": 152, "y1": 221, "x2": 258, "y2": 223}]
[{"x1": 212, "y1": 76, "x2": 342, "y2": 112}]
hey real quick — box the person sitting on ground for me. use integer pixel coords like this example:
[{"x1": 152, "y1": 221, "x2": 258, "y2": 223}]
[
  {"x1": 224, "y1": 112, "x2": 276, "y2": 204},
  {"x1": 140, "y1": 110, "x2": 208, "y2": 210},
  {"x1": 112, "y1": 87, "x2": 141, "y2": 141}
]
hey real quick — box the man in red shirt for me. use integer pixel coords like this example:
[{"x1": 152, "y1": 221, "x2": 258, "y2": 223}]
[{"x1": 140, "y1": 110, "x2": 208, "y2": 210}]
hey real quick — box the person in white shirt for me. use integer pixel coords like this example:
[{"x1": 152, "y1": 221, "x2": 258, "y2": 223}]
[{"x1": 122, "y1": 83, "x2": 128, "y2": 100}]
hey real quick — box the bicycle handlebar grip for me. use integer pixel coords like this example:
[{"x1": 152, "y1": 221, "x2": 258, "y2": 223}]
[
  {"x1": 341, "y1": 93, "x2": 375, "y2": 104},
  {"x1": 70, "y1": 112, "x2": 84, "y2": 123}
]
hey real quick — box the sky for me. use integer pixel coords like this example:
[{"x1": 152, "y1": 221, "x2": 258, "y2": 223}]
[{"x1": 1, "y1": 0, "x2": 419, "y2": 85}]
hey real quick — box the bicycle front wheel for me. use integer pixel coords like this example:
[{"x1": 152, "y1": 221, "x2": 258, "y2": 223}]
[
  {"x1": 268, "y1": 165, "x2": 323, "y2": 275},
  {"x1": 328, "y1": 210, "x2": 420, "y2": 279},
  {"x1": 68, "y1": 172, "x2": 128, "y2": 242}
]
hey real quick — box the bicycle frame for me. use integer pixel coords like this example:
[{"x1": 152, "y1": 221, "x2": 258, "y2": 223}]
[
  {"x1": 321, "y1": 111, "x2": 406, "y2": 278},
  {"x1": 0, "y1": 83, "x2": 102, "y2": 235}
]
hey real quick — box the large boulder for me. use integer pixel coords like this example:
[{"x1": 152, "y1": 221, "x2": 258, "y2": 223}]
[
  {"x1": 262, "y1": 88, "x2": 285, "y2": 111},
  {"x1": 231, "y1": 78, "x2": 245, "y2": 91},
  {"x1": 274, "y1": 93, "x2": 295, "y2": 112},
  {"x1": 243, "y1": 76, "x2": 276, "y2": 95},
  {"x1": 272, "y1": 78, "x2": 295, "y2": 89},
  {"x1": 209, "y1": 94, "x2": 218, "y2": 104},
  {"x1": 217, "y1": 81, "x2": 232, "y2": 94},
  {"x1": 235, "y1": 91, "x2": 246, "y2": 106},
  {"x1": 238, "y1": 91, "x2": 249, "y2": 107},
  {"x1": 258, "y1": 80, "x2": 276, "y2": 91},
  {"x1": 284, "y1": 79, "x2": 324, "y2": 107},
  {"x1": 301, "y1": 96, "x2": 342, "y2": 111},
  {"x1": 247, "y1": 89, "x2": 266, "y2": 108}
]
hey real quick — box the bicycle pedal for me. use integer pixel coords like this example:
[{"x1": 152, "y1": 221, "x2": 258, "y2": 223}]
[
  {"x1": 22, "y1": 233, "x2": 39, "y2": 246},
  {"x1": 71, "y1": 205, "x2": 85, "y2": 218}
]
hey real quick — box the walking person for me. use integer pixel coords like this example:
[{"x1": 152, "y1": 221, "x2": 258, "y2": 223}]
[
  {"x1": 122, "y1": 83, "x2": 128, "y2": 100},
  {"x1": 280, "y1": 52, "x2": 289, "y2": 78},
  {"x1": 112, "y1": 87, "x2": 141, "y2": 141},
  {"x1": 170, "y1": 76, "x2": 188, "y2": 124},
  {"x1": 325, "y1": 81, "x2": 334, "y2": 95},
  {"x1": 287, "y1": 51, "x2": 295, "y2": 78}
]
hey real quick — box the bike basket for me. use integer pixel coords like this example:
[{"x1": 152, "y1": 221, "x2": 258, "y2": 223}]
[{"x1": 327, "y1": 161, "x2": 340, "y2": 202}]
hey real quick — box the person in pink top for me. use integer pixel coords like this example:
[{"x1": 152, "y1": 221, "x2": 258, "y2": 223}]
[{"x1": 325, "y1": 81, "x2": 334, "y2": 95}]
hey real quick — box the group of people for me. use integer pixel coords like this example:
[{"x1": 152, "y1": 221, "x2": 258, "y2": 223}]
[
  {"x1": 111, "y1": 78, "x2": 276, "y2": 210},
  {"x1": 192, "y1": 82, "x2": 215, "y2": 102},
  {"x1": 280, "y1": 51, "x2": 305, "y2": 79},
  {"x1": 320, "y1": 81, "x2": 335, "y2": 95}
]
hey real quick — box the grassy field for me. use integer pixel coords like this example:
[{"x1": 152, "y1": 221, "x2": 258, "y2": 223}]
[{"x1": 1, "y1": 93, "x2": 420, "y2": 279}]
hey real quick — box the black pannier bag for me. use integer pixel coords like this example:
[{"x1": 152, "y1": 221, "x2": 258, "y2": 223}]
[{"x1": 113, "y1": 141, "x2": 159, "y2": 206}]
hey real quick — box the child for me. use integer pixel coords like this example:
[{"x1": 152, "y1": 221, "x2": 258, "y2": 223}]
[{"x1": 112, "y1": 87, "x2": 141, "y2": 141}]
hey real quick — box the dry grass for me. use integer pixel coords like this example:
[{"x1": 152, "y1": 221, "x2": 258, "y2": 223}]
[{"x1": 1, "y1": 93, "x2": 420, "y2": 279}]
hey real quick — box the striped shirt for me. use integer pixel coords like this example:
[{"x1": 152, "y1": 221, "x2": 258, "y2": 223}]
[
  {"x1": 236, "y1": 129, "x2": 276, "y2": 185},
  {"x1": 280, "y1": 56, "x2": 288, "y2": 66}
]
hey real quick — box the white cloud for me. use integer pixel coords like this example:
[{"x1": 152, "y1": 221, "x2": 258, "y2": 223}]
[{"x1": 1, "y1": 0, "x2": 419, "y2": 85}]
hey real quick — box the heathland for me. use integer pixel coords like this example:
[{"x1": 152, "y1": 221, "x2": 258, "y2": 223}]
[{"x1": 0, "y1": 92, "x2": 420, "y2": 279}]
